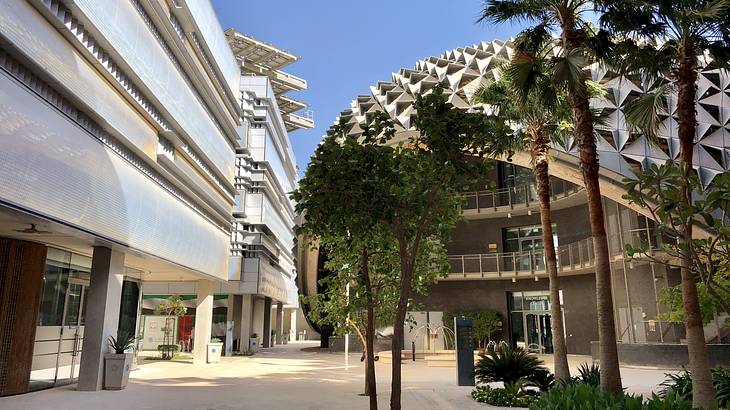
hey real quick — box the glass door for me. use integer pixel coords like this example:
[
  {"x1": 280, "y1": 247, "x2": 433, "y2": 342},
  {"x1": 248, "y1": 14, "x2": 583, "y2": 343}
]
[
  {"x1": 30, "y1": 249, "x2": 89, "y2": 392},
  {"x1": 525, "y1": 313, "x2": 541, "y2": 352}
]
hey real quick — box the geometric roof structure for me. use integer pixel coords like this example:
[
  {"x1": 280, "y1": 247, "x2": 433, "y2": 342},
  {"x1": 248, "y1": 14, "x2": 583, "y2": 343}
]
[{"x1": 327, "y1": 39, "x2": 730, "y2": 187}]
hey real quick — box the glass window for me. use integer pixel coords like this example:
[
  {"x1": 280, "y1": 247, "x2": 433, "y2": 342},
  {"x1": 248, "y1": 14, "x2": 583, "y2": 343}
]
[
  {"x1": 510, "y1": 312, "x2": 525, "y2": 347},
  {"x1": 510, "y1": 292, "x2": 524, "y2": 310},
  {"x1": 38, "y1": 249, "x2": 71, "y2": 326},
  {"x1": 63, "y1": 283, "x2": 83, "y2": 326}
]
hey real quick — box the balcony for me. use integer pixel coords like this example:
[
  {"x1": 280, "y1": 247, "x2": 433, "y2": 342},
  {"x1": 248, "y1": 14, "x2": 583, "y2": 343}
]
[
  {"x1": 444, "y1": 227, "x2": 664, "y2": 281},
  {"x1": 461, "y1": 180, "x2": 583, "y2": 219}
]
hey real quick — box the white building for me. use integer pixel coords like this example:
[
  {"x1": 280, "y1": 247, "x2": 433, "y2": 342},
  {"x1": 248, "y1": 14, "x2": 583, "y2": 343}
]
[{"x1": 0, "y1": 0, "x2": 309, "y2": 397}]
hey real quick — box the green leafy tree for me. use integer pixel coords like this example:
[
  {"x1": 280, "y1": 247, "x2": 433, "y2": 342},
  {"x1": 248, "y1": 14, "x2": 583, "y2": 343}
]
[
  {"x1": 154, "y1": 295, "x2": 187, "y2": 359},
  {"x1": 624, "y1": 163, "x2": 730, "y2": 327},
  {"x1": 599, "y1": 2, "x2": 730, "y2": 405},
  {"x1": 479, "y1": 0, "x2": 622, "y2": 392},
  {"x1": 443, "y1": 309, "x2": 503, "y2": 347},
  {"x1": 293, "y1": 86, "x2": 500, "y2": 410}
]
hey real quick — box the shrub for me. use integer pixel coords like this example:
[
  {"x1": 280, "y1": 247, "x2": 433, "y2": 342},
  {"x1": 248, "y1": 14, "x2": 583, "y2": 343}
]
[
  {"x1": 530, "y1": 383, "x2": 694, "y2": 410},
  {"x1": 527, "y1": 367, "x2": 555, "y2": 392},
  {"x1": 472, "y1": 383, "x2": 537, "y2": 407},
  {"x1": 561, "y1": 362, "x2": 600, "y2": 388},
  {"x1": 529, "y1": 383, "x2": 644, "y2": 409},
  {"x1": 660, "y1": 366, "x2": 730, "y2": 408},
  {"x1": 475, "y1": 344, "x2": 547, "y2": 387},
  {"x1": 643, "y1": 391, "x2": 693, "y2": 410}
]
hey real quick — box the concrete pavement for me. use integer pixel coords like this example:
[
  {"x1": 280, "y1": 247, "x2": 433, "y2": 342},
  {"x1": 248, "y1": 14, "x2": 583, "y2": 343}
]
[{"x1": 0, "y1": 341, "x2": 673, "y2": 410}]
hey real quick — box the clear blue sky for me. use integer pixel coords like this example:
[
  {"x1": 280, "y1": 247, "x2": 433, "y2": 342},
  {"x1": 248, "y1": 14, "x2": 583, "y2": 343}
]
[{"x1": 211, "y1": 1, "x2": 525, "y2": 173}]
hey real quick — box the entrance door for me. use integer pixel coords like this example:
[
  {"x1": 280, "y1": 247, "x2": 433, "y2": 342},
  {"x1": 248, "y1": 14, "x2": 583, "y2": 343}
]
[
  {"x1": 524, "y1": 313, "x2": 553, "y2": 354},
  {"x1": 30, "y1": 249, "x2": 89, "y2": 392}
]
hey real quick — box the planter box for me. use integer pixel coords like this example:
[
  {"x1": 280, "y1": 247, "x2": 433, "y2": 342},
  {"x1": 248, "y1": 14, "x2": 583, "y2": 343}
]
[
  {"x1": 249, "y1": 337, "x2": 259, "y2": 353},
  {"x1": 104, "y1": 353, "x2": 133, "y2": 390},
  {"x1": 207, "y1": 342, "x2": 223, "y2": 363}
]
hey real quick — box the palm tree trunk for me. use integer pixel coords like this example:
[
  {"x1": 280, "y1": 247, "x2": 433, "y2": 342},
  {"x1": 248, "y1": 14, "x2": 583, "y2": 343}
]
[
  {"x1": 571, "y1": 90, "x2": 623, "y2": 393},
  {"x1": 531, "y1": 130, "x2": 570, "y2": 382},
  {"x1": 362, "y1": 249, "x2": 378, "y2": 410},
  {"x1": 561, "y1": 21, "x2": 622, "y2": 393},
  {"x1": 676, "y1": 48, "x2": 716, "y2": 409}
]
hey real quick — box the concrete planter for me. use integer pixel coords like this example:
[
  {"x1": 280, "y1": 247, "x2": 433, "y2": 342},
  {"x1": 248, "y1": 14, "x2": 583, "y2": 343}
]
[
  {"x1": 104, "y1": 353, "x2": 133, "y2": 390},
  {"x1": 207, "y1": 342, "x2": 223, "y2": 363},
  {"x1": 249, "y1": 337, "x2": 259, "y2": 353}
]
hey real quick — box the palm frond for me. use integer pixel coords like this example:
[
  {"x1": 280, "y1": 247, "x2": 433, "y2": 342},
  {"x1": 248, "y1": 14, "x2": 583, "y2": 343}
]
[
  {"x1": 623, "y1": 84, "x2": 669, "y2": 144},
  {"x1": 477, "y1": 0, "x2": 546, "y2": 25},
  {"x1": 551, "y1": 48, "x2": 587, "y2": 95}
]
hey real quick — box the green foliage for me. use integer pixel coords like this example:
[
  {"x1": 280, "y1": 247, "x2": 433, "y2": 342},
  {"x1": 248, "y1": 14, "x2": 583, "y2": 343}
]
[
  {"x1": 156, "y1": 344, "x2": 179, "y2": 360},
  {"x1": 475, "y1": 344, "x2": 550, "y2": 388},
  {"x1": 660, "y1": 367, "x2": 730, "y2": 407},
  {"x1": 657, "y1": 282, "x2": 725, "y2": 326},
  {"x1": 442, "y1": 309, "x2": 503, "y2": 347},
  {"x1": 108, "y1": 332, "x2": 134, "y2": 354},
  {"x1": 293, "y1": 86, "x2": 505, "y2": 407},
  {"x1": 624, "y1": 162, "x2": 730, "y2": 315},
  {"x1": 154, "y1": 295, "x2": 187, "y2": 317},
  {"x1": 561, "y1": 363, "x2": 601, "y2": 388},
  {"x1": 599, "y1": 0, "x2": 730, "y2": 80},
  {"x1": 301, "y1": 231, "x2": 433, "y2": 338},
  {"x1": 529, "y1": 383, "x2": 645, "y2": 410},
  {"x1": 471, "y1": 384, "x2": 537, "y2": 407}
]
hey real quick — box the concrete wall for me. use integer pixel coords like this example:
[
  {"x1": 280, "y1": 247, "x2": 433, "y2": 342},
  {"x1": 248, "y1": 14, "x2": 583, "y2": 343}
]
[
  {"x1": 417, "y1": 273, "x2": 599, "y2": 355},
  {"x1": 447, "y1": 205, "x2": 591, "y2": 255}
]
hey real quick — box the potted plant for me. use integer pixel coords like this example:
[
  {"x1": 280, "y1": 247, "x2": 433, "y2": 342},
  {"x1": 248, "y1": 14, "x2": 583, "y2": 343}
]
[
  {"x1": 249, "y1": 333, "x2": 259, "y2": 353},
  {"x1": 207, "y1": 337, "x2": 223, "y2": 363},
  {"x1": 154, "y1": 295, "x2": 187, "y2": 360},
  {"x1": 105, "y1": 332, "x2": 134, "y2": 390}
]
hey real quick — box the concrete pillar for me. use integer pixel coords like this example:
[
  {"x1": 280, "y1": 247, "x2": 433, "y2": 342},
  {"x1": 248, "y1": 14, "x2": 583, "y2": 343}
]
[
  {"x1": 239, "y1": 294, "x2": 253, "y2": 352},
  {"x1": 275, "y1": 302, "x2": 284, "y2": 344},
  {"x1": 0, "y1": 238, "x2": 47, "y2": 396},
  {"x1": 225, "y1": 295, "x2": 234, "y2": 356},
  {"x1": 252, "y1": 297, "x2": 265, "y2": 345},
  {"x1": 193, "y1": 280, "x2": 214, "y2": 365},
  {"x1": 289, "y1": 308, "x2": 298, "y2": 341},
  {"x1": 78, "y1": 246, "x2": 125, "y2": 391},
  {"x1": 262, "y1": 297, "x2": 272, "y2": 347}
]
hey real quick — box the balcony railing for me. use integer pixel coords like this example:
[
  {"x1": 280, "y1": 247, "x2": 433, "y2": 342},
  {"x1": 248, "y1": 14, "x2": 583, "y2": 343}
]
[
  {"x1": 462, "y1": 180, "x2": 582, "y2": 213},
  {"x1": 446, "y1": 227, "x2": 665, "y2": 280}
]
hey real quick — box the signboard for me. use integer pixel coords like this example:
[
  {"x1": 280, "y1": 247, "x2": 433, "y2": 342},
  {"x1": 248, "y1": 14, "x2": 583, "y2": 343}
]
[{"x1": 454, "y1": 316, "x2": 475, "y2": 386}]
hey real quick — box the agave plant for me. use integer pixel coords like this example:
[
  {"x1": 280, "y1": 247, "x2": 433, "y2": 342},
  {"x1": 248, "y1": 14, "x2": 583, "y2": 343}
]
[
  {"x1": 474, "y1": 344, "x2": 546, "y2": 386},
  {"x1": 660, "y1": 367, "x2": 730, "y2": 408},
  {"x1": 108, "y1": 332, "x2": 135, "y2": 354}
]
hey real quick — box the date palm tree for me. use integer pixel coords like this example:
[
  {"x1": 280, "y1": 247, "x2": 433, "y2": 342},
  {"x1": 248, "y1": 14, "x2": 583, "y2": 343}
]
[
  {"x1": 471, "y1": 35, "x2": 575, "y2": 382},
  {"x1": 598, "y1": 1, "x2": 730, "y2": 406},
  {"x1": 479, "y1": 0, "x2": 623, "y2": 393}
]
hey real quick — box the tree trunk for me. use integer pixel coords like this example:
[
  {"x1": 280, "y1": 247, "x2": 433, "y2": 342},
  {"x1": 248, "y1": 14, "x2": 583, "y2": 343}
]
[
  {"x1": 676, "y1": 48, "x2": 716, "y2": 409},
  {"x1": 571, "y1": 90, "x2": 623, "y2": 393},
  {"x1": 362, "y1": 249, "x2": 378, "y2": 410},
  {"x1": 390, "y1": 243, "x2": 414, "y2": 410},
  {"x1": 531, "y1": 129, "x2": 570, "y2": 382}
]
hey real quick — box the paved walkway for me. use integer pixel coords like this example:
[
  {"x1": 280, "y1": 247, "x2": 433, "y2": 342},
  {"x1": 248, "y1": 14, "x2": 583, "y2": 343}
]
[{"x1": 1, "y1": 342, "x2": 674, "y2": 410}]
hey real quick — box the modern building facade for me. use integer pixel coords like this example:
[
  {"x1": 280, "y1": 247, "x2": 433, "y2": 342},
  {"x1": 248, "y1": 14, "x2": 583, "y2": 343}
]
[
  {"x1": 0, "y1": 0, "x2": 310, "y2": 397},
  {"x1": 297, "y1": 39, "x2": 730, "y2": 360},
  {"x1": 137, "y1": 30, "x2": 315, "y2": 355}
]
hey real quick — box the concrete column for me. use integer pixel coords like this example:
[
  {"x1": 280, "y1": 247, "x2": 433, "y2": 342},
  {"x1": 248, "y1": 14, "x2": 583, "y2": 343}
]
[
  {"x1": 0, "y1": 238, "x2": 47, "y2": 396},
  {"x1": 225, "y1": 295, "x2": 234, "y2": 356},
  {"x1": 262, "y1": 297, "x2": 272, "y2": 347},
  {"x1": 78, "y1": 246, "x2": 125, "y2": 391},
  {"x1": 289, "y1": 308, "x2": 298, "y2": 341},
  {"x1": 193, "y1": 280, "x2": 214, "y2": 365},
  {"x1": 275, "y1": 302, "x2": 284, "y2": 344},
  {"x1": 239, "y1": 294, "x2": 253, "y2": 352}
]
